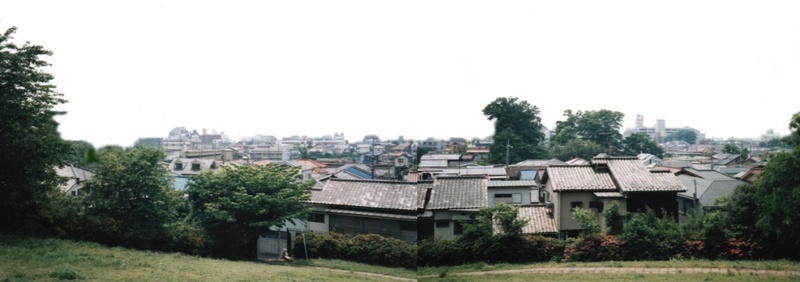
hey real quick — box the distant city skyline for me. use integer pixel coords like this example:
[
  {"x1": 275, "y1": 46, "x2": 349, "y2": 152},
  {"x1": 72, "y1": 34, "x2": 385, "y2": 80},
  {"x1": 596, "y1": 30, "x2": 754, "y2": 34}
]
[{"x1": 3, "y1": 1, "x2": 798, "y2": 148}]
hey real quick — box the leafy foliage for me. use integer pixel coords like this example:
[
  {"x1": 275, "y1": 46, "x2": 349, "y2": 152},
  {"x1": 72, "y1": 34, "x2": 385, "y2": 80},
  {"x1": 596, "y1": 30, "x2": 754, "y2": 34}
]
[
  {"x1": 549, "y1": 138, "x2": 605, "y2": 161},
  {"x1": 665, "y1": 129, "x2": 698, "y2": 144},
  {"x1": 622, "y1": 133, "x2": 664, "y2": 158},
  {"x1": 551, "y1": 109, "x2": 625, "y2": 155},
  {"x1": 483, "y1": 97, "x2": 547, "y2": 164},
  {"x1": 601, "y1": 201, "x2": 626, "y2": 236},
  {"x1": 572, "y1": 207, "x2": 600, "y2": 236},
  {"x1": 294, "y1": 232, "x2": 416, "y2": 269},
  {"x1": 81, "y1": 147, "x2": 180, "y2": 249},
  {"x1": 187, "y1": 163, "x2": 313, "y2": 259},
  {"x1": 0, "y1": 25, "x2": 70, "y2": 234}
]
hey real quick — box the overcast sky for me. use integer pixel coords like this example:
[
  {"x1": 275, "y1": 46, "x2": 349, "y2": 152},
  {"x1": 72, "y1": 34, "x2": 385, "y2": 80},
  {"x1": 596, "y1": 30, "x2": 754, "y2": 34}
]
[{"x1": 4, "y1": 1, "x2": 799, "y2": 147}]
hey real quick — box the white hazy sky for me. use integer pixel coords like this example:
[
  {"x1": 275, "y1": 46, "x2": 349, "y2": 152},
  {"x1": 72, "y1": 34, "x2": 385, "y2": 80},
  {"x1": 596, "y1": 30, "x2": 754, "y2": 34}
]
[{"x1": 3, "y1": 1, "x2": 799, "y2": 147}]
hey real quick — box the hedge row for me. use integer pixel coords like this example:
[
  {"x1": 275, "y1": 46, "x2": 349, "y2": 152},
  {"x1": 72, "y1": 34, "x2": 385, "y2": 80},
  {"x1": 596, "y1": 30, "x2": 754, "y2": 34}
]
[{"x1": 293, "y1": 232, "x2": 416, "y2": 269}]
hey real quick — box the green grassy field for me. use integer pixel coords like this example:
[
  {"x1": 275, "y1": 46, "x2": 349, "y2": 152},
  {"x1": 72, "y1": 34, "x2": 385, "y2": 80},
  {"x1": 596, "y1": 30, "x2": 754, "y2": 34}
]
[
  {"x1": 0, "y1": 235, "x2": 413, "y2": 281},
  {"x1": 418, "y1": 260, "x2": 800, "y2": 276},
  {"x1": 421, "y1": 272, "x2": 800, "y2": 282}
]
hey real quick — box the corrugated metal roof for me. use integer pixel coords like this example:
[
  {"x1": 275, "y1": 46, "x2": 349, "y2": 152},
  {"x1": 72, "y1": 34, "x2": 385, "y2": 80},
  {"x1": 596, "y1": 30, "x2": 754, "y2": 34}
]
[
  {"x1": 419, "y1": 160, "x2": 449, "y2": 167},
  {"x1": 487, "y1": 180, "x2": 538, "y2": 187}
]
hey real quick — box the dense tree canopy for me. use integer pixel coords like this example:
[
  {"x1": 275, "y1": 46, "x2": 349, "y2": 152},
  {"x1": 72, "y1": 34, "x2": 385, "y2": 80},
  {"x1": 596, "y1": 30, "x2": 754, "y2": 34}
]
[
  {"x1": 622, "y1": 133, "x2": 664, "y2": 158},
  {"x1": 723, "y1": 111, "x2": 800, "y2": 259},
  {"x1": 549, "y1": 138, "x2": 605, "y2": 161},
  {"x1": 81, "y1": 147, "x2": 180, "y2": 249},
  {"x1": 551, "y1": 109, "x2": 624, "y2": 155},
  {"x1": 483, "y1": 97, "x2": 547, "y2": 164},
  {"x1": 665, "y1": 129, "x2": 698, "y2": 144},
  {"x1": 187, "y1": 164, "x2": 314, "y2": 259},
  {"x1": 0, "y1": 26, "x2": 70, "y2": 233}
]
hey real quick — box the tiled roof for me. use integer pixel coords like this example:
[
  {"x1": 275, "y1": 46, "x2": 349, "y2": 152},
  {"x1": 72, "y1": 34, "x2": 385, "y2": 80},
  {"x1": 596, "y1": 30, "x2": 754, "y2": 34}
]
[
  {"x1": 518, "y1": 205, "x2": 558, "y2": 234},
  {"x1": 327, "y1": 209, "x2": 416, "y2": 221},
  {"x1": 309, "y1": 179, "x2": 418, "y2": 210},
  {"x1": 426, "y1": 176, "x2": 487, "y2": 210},
  {"x1": 487, "y1": 180, "x2": 538, "y2": 188},
  {"x1": 544, "y1": 165, "x2": 616, "y2": 191},
  {"x1": 417, "y1": 181, "x2": 433, "y2": 209},
  {"x1": 594, "y1": 157, "x2": 687, "y2": 192}
]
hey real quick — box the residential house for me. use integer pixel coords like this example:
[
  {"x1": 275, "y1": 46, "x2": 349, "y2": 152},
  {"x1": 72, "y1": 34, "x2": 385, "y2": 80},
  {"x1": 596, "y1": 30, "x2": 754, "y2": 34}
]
[
  {"x1": 250, "y1": 145, "x2": 291, "y2": 161},
  {"x1": 465, "y1": 147, "x2": 490, "y2": 163},
  {"x1": 507, "y1": 159, "x2": 566, "y2": 180},
  {"x1": 169, "y1": 158, "x2": 221, "y2": 176},
  {"x1": 487, "y1": 180, "x2": 539, "y2": 206},
  {"x1": 305, "y1": 179, "x2": 420, "y2": 243},
  {"x1": 55, "y1": 165, "x2": 94, "y2": 196},
  {"x1": 735, "y1": 166, "x2": 764, "y2": 183},
  {"x1": 676, "y1": 173, "x2": 747, "y2": 222},
  {"x1": 422, "y1": 176, "x2": 487, "y2": 240},
  {"x1": 542, "y1": 157, "x2": 686, "y2": 238}
]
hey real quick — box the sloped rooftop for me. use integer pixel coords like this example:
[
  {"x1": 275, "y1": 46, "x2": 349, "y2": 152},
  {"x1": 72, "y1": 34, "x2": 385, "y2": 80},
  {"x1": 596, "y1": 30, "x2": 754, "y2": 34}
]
[
  {"x1": 426, "y1": 176, "x2": 487, "y2": 210},
  {"x1": 309, "y1": 179, "x2": 418, "y2": 211}
]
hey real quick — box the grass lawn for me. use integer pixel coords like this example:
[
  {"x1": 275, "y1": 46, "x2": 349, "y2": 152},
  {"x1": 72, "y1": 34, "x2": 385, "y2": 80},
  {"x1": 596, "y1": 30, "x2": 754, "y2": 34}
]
[
  {"x1": 418, "y1": 260, "x2": 800, "y2": 277},
  {"x1": 0, "y1": 235, "x2": 412, "y2": 281},
  {"x1": 420, "y1": 272, "x2": 800, "y2": 282}
]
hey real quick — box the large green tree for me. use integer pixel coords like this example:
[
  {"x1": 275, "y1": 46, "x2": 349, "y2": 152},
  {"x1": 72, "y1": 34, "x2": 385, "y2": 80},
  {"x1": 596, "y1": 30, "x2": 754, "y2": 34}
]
[
  {"x1": 724, "y1": 111, "x2": 800, "y2": 259},
  {"x1": 0, "y1": 26, "x2": 70, "y2": 233},
  {"x1": 665, "y1": 129, "x2": 698, "y2": 144},
  {"x1": 482, "y1": 97, "x2": 547, "y2": 164},
  {"x1": 551, "y1": 109, "x2": 624, "y2": 155},
  {"x1": 549, "y1": 138, "x2": 605, "y2": 161},
  {"x1": 622, "y1": 133, "x2": 664, "y2": 158},
  {"x1": 81, "y1": 147, "x2": 180, "y2": 249},
  {"x1": 187, "y1": 164, "x2": 313, "y2": 259}
]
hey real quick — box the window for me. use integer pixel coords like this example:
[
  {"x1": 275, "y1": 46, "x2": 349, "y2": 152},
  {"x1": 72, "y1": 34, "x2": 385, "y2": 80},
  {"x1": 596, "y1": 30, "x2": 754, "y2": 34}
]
[
  {"x1": 435, "y1": 220, "x2": 449, "y2": 228},
  {"x1": 453, "y1": 221, "x2": 464, "y2": 235},
  {"x1": 494, "y1": 193, "x2": 522, "y2": 204},
  {"x1": 570, "y1": 201, "x2": 583, "y2": 211},
  {"x1": 590, "y1": 201, "x2": 604, "y2": 213},
  {"x1": 174, "y1": 162, "x2": 183, "y2": 170},
  {"x1": 191, "y1": 163, "x2": 201, "y2": 170},
  {"x1": 308, "y1": 213, "x2": 325, "y2": 223},
  {"x1": 400, "y1": 222, "x2": 417, "y2": 231}
]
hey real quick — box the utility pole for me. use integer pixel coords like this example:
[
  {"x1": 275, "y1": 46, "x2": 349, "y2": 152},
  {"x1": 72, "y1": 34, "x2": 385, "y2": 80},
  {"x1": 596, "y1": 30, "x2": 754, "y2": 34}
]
[{"x1": 505, "y1": 139, "x2": 513, "y2": 168}]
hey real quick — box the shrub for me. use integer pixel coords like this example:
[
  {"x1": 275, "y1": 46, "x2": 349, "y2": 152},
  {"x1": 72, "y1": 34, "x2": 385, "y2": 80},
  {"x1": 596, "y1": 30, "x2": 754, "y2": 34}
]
[
  {"x1": 417, "y1": 239, "x2": 468, "y2": 266},
  {"x1": 563, "y1": 234, "x2": 624, "y2": 262},
  {"x1": 293, "y1": 232, "x2": 416, "y2": 269}
]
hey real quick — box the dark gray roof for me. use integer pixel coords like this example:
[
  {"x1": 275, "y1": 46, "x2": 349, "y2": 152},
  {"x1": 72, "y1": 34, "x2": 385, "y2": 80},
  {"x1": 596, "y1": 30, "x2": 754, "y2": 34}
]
[
  {"x1": 518, "y1": 205, "x2": 558, "y2": 234},
  {"x1": 544, "y1": 166, "x2": 616, "y2": 191},
  {"x1": 593, "y1": 157, "x2": 687, "y2": 192},
  {"x1": 327, "y1": 209, "x2": 416, "y2": 221},
  {"x1": 426, "y1": 176, "x2": 487, "y2": 210},
  {"x1": 681, "y1": 168, "x2": 736, "y2": 180},
  {"x1": 309, "y1": 179, "x2": 418, "y2": 210},
  {"x1": 678, "y1": 175, "x2": 747, "y2": 207}
]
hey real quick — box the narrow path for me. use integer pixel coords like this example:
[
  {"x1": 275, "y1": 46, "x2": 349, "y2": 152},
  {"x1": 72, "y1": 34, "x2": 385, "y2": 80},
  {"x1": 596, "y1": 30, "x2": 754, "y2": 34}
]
[{"x1": 418, "y1": 267, "x2": 800, "y2": 278}]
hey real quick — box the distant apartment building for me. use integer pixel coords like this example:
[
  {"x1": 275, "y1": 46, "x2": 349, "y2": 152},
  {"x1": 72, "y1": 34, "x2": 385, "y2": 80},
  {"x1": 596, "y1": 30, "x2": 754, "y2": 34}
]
[{"x1": 623, "y1": 115, "x2": 705, "y2": 143}]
